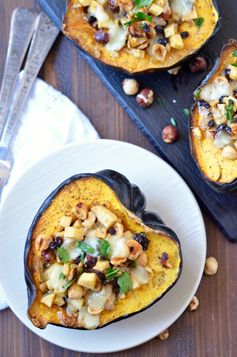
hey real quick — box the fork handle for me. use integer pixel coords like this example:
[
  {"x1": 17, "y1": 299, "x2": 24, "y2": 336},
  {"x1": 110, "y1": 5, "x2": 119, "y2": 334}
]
[
  {"x1": 0, "y1": 11, "x2": 59, "y2": 149},
  {"x1": 0, "y1": 8, "x2": 38, "y2": 139}
]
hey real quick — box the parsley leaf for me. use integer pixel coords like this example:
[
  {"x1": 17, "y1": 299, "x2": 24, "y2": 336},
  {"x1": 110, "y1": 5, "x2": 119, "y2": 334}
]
[
  {"x1": 183, "y1": 108, "x2": 190, "y2": 118},
  {"x1": 194, "y1": 17, "x2": 204, "y2": 28},
  {"x1": 57, "y1": 247, "x2": 70, "y2": 263},
  {"x1": 98, "y1": 239, "x2": 110, "y2": 259},
  {"x1": 117, "y1": 272, "x2": 132, "y2": 294},
  {"x1": 105, "y1": 267, "x2": 120, "y2": 280},
  {"x1": 125, "y1": 12, "x2": 152, "y2": 26},
  {"x1": 170, "y1": 117, "x2": 177, "y2": 127},
  {"x1": 231, "y1": 63, "x2": 237, "y2": 67},
  {"x1": 76, "y1": 241, "x2": 95, "y2": 254},
  {"x1": 194, "y1": 88, "x2": 201, "y2": 99},
  {"x1": 232, "y1": 50, "x2": 237, "y2": 57},
  {"x1": 63, "y1": 280, "x2": 73, "y2": 290},
  {"x1": 59, "y1": 272, "x2": 66, "y2": 280},
  {"x1": 226, "y1": 99, "x2": 234, "y2": 122},
  {"x1": 133, "y1": 0, "x2": 153, "y2": 9}
]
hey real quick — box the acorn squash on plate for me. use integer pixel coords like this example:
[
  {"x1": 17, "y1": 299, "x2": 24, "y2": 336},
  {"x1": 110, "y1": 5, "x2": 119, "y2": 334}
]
[
  {"x1": 25, "y1": 170, "x2": 182, "y2": 330},
  {"x1": 62, "y1": 0, "x2": 220, "y2": 73},
  {"x1": 190, "y1": 40, "x2": 237, "y2": 192}
]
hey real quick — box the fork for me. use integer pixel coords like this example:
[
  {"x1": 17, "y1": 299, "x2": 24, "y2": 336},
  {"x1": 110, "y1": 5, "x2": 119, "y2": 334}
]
[{"x1": 0, "y1": 9, "x2": 59, "y2": 200}]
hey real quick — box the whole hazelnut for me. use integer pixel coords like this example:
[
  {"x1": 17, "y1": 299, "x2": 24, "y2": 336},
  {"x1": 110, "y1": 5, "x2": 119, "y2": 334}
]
[
  {"x1": 162, "y1": 125, "x2": 179, "y2": 143},
  {"x1": 136, "y1": 88, "x2": 154, "y2": 108},
  {"x1": 189, "y1": 56, "x2": 207, "y2": 73},
  {"x1": 188, "y1": 296, "x2": 199, "y2": 311},
  {"x1": 204, "y1": 256, "x2": 218, "y2": 275},
  {"x1": 158, "y1": 329, "x2": 169, "y2": 340},
  {"x1": 122, "y1": 78, "x2": 140, "y2": 96}
]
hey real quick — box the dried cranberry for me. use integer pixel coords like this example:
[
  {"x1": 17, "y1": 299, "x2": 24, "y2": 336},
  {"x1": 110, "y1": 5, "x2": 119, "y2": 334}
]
[
  {"x1": 225, "y1": 126, "x2": 232, "y2": 134},
  {"x1": 142, "y1": 23, "x2": 150, "y2": 33},
  {"x1": 159, "y1": 252, "x2": 169, "y2": 264},
  {"x1": 108, "y1": 227, "x2": 116, "y2": 235},
  {"x1": 108, "y1": 0, "x2": 119, "y2": 12},
  {"x1": 198, "y1": 99, "x2": 210, "y2": 109},
  {"x1": 180, "y1": 31, "x2": 189, "y2": 39},
  {"x1": 134, "y1": 233, "x2": 149, "y2": 250},
  {"x1": 88, "y1": 15, "x2": 97, "y2": 25},
  {"x1": 49, "y1": 236, "x2": 63, "y2": 250},
  {"x1": 74, "y1": 255, "x2": 82, "y2": 264},
  {"x1": 84, "y1": 255, "x2": 97, "y2": 269},
  {"x1": 223, "y1": 68, "x2": 231, "y2": 80},
  {"x1": 219, "y1": 95, "x2": 227, "y2": 104},
  {"x1": 217, "y1": 124, "x2": 226, "y2": 132},
  {"x1": 41, "y1": 249, "x2": 55, "y2": 264},
  {"x1": 233, "y1": 89, "x2": 237, "y2": 98},
  {"x1": 112, "y1": 279, "x2": 120, "y2": 295},
  {"x1": 155, "y1": 25, "x2": 164, "y2": 35},
  {"x1": 158, "y1": 37, "x2": 168, "y2": 46},
  {"x1": 96, "y1": 271, "x2": 107, "y2": 285},
  {"x1": 94, "y1": 30, "x2": 109, "y2": 44},
  {"x1": 208, "y1": 120, "x2": 215, "y2": 128}
]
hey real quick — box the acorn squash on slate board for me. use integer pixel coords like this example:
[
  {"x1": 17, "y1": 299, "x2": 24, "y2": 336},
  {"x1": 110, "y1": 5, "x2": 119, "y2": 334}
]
[
  {"x1": 37, "y1": 0, "x2": 237, "y2": 241},
  {"x1": 190, "y1": 40, "x2": 237, "y2": 192},
  {"x1": 25, "y1": 170, "x2": 182, "y2": 330},
  {"x1": 62, "y1": 0, "x2": 220, "y2": 73}
]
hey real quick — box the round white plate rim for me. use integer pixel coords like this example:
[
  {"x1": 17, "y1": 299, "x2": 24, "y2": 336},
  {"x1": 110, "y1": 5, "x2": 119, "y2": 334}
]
[{"x1": 0, "y1": 139, "x2": 206, "y2": 353}]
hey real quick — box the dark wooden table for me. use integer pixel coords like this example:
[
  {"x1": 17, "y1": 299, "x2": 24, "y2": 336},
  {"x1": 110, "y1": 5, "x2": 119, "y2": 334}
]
[{"x1": 0, "y1": 1, "x2": 236, "y2": 356}]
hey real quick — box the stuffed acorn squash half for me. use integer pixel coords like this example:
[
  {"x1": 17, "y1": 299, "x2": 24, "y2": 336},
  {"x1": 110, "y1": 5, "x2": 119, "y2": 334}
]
[
  {"x1": 190, "y1": 40, "x2": 237, "y2": 192},
  {"x1": 25, "y1": 170, "x2": 182, "y2": 330},
  {"x1": 62, "y1": 0, "x2": 220, "y2": 73}
]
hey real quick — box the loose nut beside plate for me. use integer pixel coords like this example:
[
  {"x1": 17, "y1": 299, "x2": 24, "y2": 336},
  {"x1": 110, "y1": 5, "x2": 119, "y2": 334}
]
[
  {"x1": 158, "y1": 329, "x2": 169, "y2": 340},
  {"x1": 122, "y1": 78, "x2": 140, "y2": 96},
  {"x1": 204, "y1": 256, "x2": 218, "y2": 275},
  {"x1": 189, "y1": 296, "x2": 199, "y2": 311}
]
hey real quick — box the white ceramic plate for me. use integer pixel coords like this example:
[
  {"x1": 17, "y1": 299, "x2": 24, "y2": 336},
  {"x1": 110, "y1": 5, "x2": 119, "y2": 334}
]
[{"x1": 0, "y1": 140, "x2": 206, "y2": 353}]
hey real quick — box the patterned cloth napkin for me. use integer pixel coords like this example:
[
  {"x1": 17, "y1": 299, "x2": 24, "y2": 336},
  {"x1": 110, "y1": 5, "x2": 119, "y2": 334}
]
[{"x1": 0, "y1": 76, "x2": 99, "y2": 310}]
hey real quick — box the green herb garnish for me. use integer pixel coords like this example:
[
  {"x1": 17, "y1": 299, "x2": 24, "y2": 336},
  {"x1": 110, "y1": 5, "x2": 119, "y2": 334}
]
[
  {"x1": 226, "y1": 99, "x2": 235, "y2": 122},
  {"x1": 194, "y1": 17, "x2": 204, "y2": 28},
  {"x1": 59, "y1": 272, "x2": 66, "y2": 280},
  {"x1": 194, "y1": 88, "x2": 201, "y2": 99},
  {"x1": 232, "y1": 50, "x2": 237, "y2": 57},
  {"x1": 125, "y1": 12, "x2": 152, "y2": 26},
  {"x1": 63, "y1": 280, "x2": 73, "y2": 290},
  {"x1": 183, "y1": 108, "x2": 190, "y2": 118},
  {"x1": 231, "y1": 63, "x2": 237, "y2": 67},
  {"x1": 98, "y1": 239, "x2": 110, "y2": 259},
  {"x1": 76, "y1": 241, "x2": 95, "y2": 254},
  {"x1": 133, "y1": 0, "x2": 153, "y2": 9},
  {"x1": 170, "y1": 117, "x2": 177, "y2": 127},
  {"x1": 57, "y1": 247, "x2": 70, "y2": 263},
  {"x1": 105, "y1": 267, "x2": 120, "y2": 280},
  {"x1": 157, "y1": 96, "x2": 164, "y2": 106},
  {"x1": 117, "y1": 272, "x2": 132, "y2": 294}
]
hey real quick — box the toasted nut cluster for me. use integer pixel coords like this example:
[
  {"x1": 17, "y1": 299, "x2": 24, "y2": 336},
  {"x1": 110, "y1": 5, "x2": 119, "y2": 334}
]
[
  {"x1": 204, "y1": 256, "x2": 218, "y2": 275},
  {"x1": 189, "y1": 296, "x2": 199, "y2": 311},
  {"x1": 122, "y1": 78, "x2": 140, "y2": 96},
  {"x1": 189, "y1": 56, "x2": 207, "y2": 73},
  {"x1": 162, "y1": 125, "x2": 179, "y2": 144},
  {"x1": 136, "y1": 88, "x2": 154, "y2": 108},
  {"x1": 158, "y1": 329, "x2": 169, "y2": 340}
]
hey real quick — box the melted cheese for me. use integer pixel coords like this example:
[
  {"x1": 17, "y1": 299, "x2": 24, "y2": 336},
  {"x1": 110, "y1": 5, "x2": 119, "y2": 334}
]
[
  {"x1": 87, "y1": 285, "x2": 113, "y2": 313},
  {"x1": 106, "y1": 24, "x2": 127, "y2": 52},
  {"x1": 130, "y1": 265, "x2": 149, "y2": 285},
  {"x1": 108, "y1": 236, "x2": 129, "y2": 262},
  {"x1": 170, "y1": 0, "x2": 195, "y2": 17},
  {"x1": 45, "y1": 263, "x2": 66, "y2": 293},
  {"x1": 78, "y1": 307, "x2": 100, "y2": 329},
  {"x1": 200, "y1": 76, "x2": 231, "y2": 102}
]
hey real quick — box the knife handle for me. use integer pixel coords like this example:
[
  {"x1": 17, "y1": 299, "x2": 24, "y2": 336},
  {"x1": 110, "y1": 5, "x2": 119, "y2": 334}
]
[
  {"x1": 0, "y1": 8, "x2": 38, "y2": 139},
  {"x1": 0, "y1": 11, "x2": 59, "y2": 148}
]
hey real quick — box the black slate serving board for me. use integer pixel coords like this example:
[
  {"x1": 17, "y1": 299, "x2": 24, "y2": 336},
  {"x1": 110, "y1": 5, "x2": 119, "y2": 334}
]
[{"x1": 38, "y1": 0, "x2": 237, "y2": 242}]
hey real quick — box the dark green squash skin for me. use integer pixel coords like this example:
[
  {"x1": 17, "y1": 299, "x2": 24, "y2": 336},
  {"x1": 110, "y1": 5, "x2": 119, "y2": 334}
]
[
  {"x1": 190, "y1": 40, "x2": 237, "y2": 193},
  {"x1": 24, "y1": 169, "x2": 182, "y2": 330},
  {"x1": 38, "y1": 0, "x2": 220, "y2": 74}
]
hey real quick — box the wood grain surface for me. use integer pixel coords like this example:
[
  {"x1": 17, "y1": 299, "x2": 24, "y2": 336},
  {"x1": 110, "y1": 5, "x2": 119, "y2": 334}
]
[{"x1": 0, "y1": 1, "x2": 236, "y2": 356}]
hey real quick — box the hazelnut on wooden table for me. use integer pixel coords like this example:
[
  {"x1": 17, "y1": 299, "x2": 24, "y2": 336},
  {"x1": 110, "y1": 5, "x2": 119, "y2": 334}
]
[
  {"x1": 162, "y1": 125, "x2": 179, "y2": 143},
  {"x1": 189, "y1": 56, "x2": 207, "y2": 73},
  {"x1": 189, "y1": 296, "x2": 199, "y2": 311},
  {"x1": 158, "y1": 329, "x2": 169, "y2": 340},
  {"x1": 136, "y1": 88, "x2": 154, "y2": 108},
  {"x1": 204, "y1": 256, "x2": 218, "y2": 275},
  {"x1": 122, "y1": 78, "x2": 140, "y2": 95}
]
